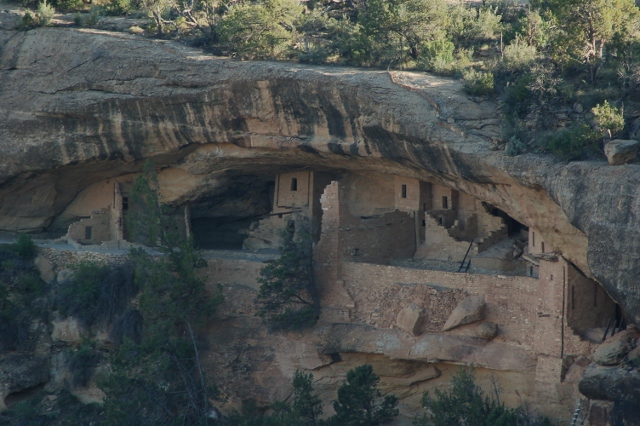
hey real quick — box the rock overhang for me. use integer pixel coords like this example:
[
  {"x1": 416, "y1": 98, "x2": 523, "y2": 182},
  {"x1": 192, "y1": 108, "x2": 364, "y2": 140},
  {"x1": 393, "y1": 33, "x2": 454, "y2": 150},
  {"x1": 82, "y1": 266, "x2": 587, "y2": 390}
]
[{"x1": 1, "y1": 27, "x2": 640, "y2": 324}]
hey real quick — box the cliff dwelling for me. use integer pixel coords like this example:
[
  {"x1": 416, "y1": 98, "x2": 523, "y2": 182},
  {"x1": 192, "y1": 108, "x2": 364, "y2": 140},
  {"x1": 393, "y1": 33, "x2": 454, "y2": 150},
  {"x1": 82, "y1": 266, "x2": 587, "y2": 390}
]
[
  {"x1": 43, "y1": 167, "x2": 627, "y2": 422},
  {"x1": 2, "y1": 26, "x2": 640, "y2": 426}
]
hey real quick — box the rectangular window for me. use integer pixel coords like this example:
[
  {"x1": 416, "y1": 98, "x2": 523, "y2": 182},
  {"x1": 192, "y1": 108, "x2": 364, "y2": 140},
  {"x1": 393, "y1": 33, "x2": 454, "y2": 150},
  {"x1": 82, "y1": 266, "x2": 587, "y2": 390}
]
[
  {"x1": 401, "y1": 184, "x2": 407, "y2": 198},
  {"x1": 290, "y1": 178, "x2": 298, "y2": 191},
  {"x1": 442, "y1": 196, "x2": 448, "y2": 209},
  {"x1": 122, "y1": 197, "x2": 129, "y2": 210},
  {"x1": 85, "y1": 226, "x2": 92, "y2": 240},
  {"x1": 541, "y1": 242, "x2": 545, "y2": 253},
  {"x1": 532, "y1": 231, "x2": 535, "y2": 247},
  {"x1": 422, "y1": 220, "x2": 426, "y2": 227}
]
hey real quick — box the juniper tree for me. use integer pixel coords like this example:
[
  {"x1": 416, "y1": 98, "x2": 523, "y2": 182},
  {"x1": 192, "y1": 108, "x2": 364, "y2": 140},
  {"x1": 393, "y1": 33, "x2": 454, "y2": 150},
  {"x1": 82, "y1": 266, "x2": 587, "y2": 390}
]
[
  {"x1": 255, "y1": 217, "x2": 320, "y2": 330},
  {"x1": 328, "y1": 364, "x2": 399, "y2": 426}
]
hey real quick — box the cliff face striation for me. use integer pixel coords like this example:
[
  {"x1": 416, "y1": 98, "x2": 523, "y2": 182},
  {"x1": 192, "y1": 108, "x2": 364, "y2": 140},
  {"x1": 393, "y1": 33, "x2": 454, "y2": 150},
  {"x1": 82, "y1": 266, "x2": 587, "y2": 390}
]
[{"x1": 2, "y1": 28, "x2": 638, "y2": 324}]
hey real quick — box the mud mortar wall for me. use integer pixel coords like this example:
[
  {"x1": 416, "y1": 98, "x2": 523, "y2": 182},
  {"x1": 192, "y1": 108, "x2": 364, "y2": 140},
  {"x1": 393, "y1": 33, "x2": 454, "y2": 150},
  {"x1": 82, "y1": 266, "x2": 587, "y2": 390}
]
[{"x1": 342, "y1": 262, "x2": 546, "y2": 348}]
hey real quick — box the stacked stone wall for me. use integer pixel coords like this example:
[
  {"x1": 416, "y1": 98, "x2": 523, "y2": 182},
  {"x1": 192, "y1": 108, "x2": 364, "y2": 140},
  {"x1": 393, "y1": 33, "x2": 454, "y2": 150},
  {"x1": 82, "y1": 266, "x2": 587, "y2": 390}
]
[{"x1": 341, "y1": 262, "x2": 547, "y2": 351}]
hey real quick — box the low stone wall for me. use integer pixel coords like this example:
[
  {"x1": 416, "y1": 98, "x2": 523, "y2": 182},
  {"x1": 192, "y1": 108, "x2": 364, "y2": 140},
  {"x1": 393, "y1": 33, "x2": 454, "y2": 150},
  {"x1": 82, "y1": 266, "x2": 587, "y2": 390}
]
[
  {"x1": 38, "y1": 247, "x2": 130, "y2": 274},
  {"x1": 341, "y1": 261, "x2": 544, "y2": 350}
]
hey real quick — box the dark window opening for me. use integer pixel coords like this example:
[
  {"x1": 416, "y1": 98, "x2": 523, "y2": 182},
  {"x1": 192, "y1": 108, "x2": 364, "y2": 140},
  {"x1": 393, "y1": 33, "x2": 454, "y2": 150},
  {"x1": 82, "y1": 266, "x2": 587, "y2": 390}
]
[
  {"x1": 439, "y1": 217, "x2": 444, "y2": 226},
  {"x1": 532, "y1": 232, "x2": 535, "y2": 247},
  {"x1": 329, "y1": 353, "x2": 342, "y2": 363},
  {"x1": 85, "y1": 226, "x2": 92, "y2": 240},
  {"x1": 401, "y1": 184, "x2": 407, "y2": 198},
  {"x1": 442, "y1": 196, "x2": 448, "y2": 209},
  {"x1": 290, "y1": 178, "x2": 298, "y2": 191},
  {"x1": 541, "y1": 242, "x2": 545, "y2": 253},
  {"x1": 529, "y1": 266, "x2": 533, "y2": 276},
  {"x1": 122, "y1": 197, "x2": 129, "y2": 210},
  {"x1": 422, "y1": 220, "x2": 426, "y2": 226}
]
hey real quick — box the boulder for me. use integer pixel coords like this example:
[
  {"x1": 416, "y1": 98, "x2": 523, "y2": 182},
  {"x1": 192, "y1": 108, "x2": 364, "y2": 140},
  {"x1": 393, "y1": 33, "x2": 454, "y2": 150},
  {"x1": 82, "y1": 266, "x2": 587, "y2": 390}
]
[
  {"x1": 593, "y1": 329, "x2": 635, "y2": 366},
  {"x1": 396, "y1": 304, "x2": 426, "y2": 336},
  {"x1": 474, "y1": 322, "x2": 498, "y2": 339},
  {"x1": 442, "y1": 296, "x2": 486, "y2": 331},
  {"x1": 57, "y1": 269, "x2": 74, "y2": 283},
  {"x1": 34, "y1": 254, "x2": 55, "y2": 283},
  {"x1": 579, "y1": 363, "x2": 640, "y2": 409},
  {"x1": 604, "y1": 139, "x2": 639, "y2": 165},
  {"x1": 627, "y1": 345, "x2": 640, "y2": 368},
  {"x1": 51, "y1": 313, "x2": 83, "y2": 343}
]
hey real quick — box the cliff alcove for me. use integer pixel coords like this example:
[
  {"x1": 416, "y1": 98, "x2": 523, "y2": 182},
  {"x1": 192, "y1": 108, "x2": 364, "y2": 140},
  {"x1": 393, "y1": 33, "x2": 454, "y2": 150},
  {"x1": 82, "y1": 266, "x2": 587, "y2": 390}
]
[{"x1": 1, "y1": 26, "x2": 640, "y2": 424}]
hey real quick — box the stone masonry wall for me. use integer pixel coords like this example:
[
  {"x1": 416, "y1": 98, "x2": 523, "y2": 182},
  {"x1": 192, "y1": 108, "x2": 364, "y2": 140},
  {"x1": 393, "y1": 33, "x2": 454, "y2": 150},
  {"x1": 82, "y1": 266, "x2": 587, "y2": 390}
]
[{"x1": 341, "y1": 261, "x2": 546, "y2": 350}]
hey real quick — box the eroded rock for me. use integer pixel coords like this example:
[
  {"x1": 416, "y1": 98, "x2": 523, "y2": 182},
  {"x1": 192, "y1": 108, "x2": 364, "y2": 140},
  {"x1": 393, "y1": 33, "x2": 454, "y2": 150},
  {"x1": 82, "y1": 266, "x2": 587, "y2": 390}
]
[
  {"x1": 474, "y1": 322, "x2": 499, "y2": 339},
  {"x1": 579, "y1": 363, "x2": 640, "y2": 409},
  {"x1": 604, "y1": 140, "x2": 639, "y2": 165},
  {"x1": 442, "y1": 296, "x2": 486, "y2": 331},
  {"x1": 593, "y1": 329, "x2": 636, "y2": 366},
  {"x1": 396, "y1": 304, "x2": 426, "y2": 336}
]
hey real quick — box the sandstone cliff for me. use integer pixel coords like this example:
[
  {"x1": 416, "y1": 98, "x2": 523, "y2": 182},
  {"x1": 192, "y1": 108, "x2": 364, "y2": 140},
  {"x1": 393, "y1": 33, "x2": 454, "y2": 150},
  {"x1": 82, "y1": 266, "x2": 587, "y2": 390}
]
[{"x1": 1, "y1": 28, "x2": 639, "y2": 325}]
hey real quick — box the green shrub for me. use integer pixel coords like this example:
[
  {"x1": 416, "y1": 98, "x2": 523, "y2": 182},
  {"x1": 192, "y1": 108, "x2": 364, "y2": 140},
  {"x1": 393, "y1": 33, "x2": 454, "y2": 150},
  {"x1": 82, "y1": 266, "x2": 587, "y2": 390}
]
[
  {"x1": 18, "y1": 11, "x2": 37, "y2": 29},
  {"x1": 13, "y1": 233, "x2": 36, "y2": 259},
  {"x1": 103, "y1": 0, "x2": 130, "y2": 16},
  {"x1": 506, "y1": 136, "x2": 527, "y2": 156},
  {"x1": 57, "y1": 0, "x2": 84, "y2": 12},
  {"x1": 502, "y1": 36, "x2": 538, "y2": 72},
  {"x1": 592, "y1": 100, "x2": 625, "y2": 139},
  {"x1": 68, "y1": 344, "x2": 102, "y2": 388},
  {"x1": 418, "y1": 38, "x2": 456, "y2": 72},
  {"x1": 416, "y1": 368, "x2": 553, "y2": 426},
  {"x1": 463, "y1": 69, "x2": 495, "y2": 96},
  {"x1": 218, "y1": 0, "x2": 303, "y2": 59},
  {"x1": 329, "y1": 364, "x2": 399, "y2": 425},
  {"x1": 36, "y1": 0, "x2": 55, "y2": 26},
  {"x1": 545, "y1": 123, "x2": 600, "y2": 162},
  {"x1": 57, "y1": 261, "x2": 137, "y2": 329}
]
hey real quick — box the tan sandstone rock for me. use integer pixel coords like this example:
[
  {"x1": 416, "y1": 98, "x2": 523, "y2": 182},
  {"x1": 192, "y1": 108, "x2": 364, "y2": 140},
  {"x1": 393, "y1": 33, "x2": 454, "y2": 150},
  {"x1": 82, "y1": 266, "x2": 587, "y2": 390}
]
[
  {"x1": 604, "y1": 139, "x2": 639, "y2": 165},
  {"x1": 396, "y1": 304, "x2": 426, "y2": 336},
  {"x1": 593, "y1": 329, "x2": 636, "y2": 366},
  {"x1": 442, "y1": 296, "x2": 486, "y2": 331}
]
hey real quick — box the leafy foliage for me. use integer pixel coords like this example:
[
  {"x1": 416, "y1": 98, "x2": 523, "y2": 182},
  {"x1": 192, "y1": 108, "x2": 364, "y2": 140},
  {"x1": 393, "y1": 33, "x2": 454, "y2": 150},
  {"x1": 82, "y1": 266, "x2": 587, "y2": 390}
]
[
  {"x1": 329, "y1": 364, "x2": 399, "y2": 426},
  {"x1": 255, "y1": 219, "x2": 320, "y2": 331},
  {"x1": 463, "y1": 69, "x2": 495, "y2": 96},
  {"x1": 0, "y1": 244, "x2": 46, "y2": 352},
  {"x1": 545, "y1": 123, "x2": 600, "y2": 162},
  {"x1": 56, "y1": 261, "x2": 137, "y2": 329},
  {"x1": 68, "y1": 344, "x2": 102, "y2": 388},
  {"x1": 592, "y1": 100, "x2": 625, "y2": 138},
  {"x1": 224, "y1": 370, "x2": 323, "y2": 426},
  {"x1": 218, "y1": 0, "x2": 303, "y2": 59}
]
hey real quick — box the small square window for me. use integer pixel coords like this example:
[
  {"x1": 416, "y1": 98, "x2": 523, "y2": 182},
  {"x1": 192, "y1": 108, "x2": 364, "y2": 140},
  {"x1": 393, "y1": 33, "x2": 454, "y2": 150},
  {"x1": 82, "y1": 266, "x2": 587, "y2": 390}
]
[
  {"x1": 85, "y1": 226, "x2": 92, "y2": 240},
  {"x1": 290, "y1": 178, "x2": 298, "y2": 191},
  {"x1": 401, "y1": 184, "x2": 407, "y2": 198}
]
